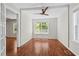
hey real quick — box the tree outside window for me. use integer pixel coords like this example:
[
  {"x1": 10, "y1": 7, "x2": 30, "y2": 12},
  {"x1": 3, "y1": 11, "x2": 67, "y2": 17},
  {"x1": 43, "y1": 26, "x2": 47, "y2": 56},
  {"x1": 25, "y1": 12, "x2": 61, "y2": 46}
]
[{"x1": 34, "y1": 22, "x2": 48, "y2": 34}]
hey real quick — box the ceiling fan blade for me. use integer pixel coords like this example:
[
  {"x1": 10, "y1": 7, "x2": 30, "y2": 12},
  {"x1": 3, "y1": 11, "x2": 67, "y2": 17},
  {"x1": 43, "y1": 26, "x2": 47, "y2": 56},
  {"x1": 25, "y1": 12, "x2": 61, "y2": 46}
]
[
  {"x1": 42, "y1": 9, "x2": 44, "y2": 12},
  {"x1": 43, "y1": 7, "x2": 48, "y2": 14},
  {"x1": 34, "y1": 7, "x2": 49, "y2": 16},
  {"x1": 40, "y1": 13, "x2": 49, "y2": 16},
  {"x1": 45, "y1": 7, "x2": 48, "y2": 11}
]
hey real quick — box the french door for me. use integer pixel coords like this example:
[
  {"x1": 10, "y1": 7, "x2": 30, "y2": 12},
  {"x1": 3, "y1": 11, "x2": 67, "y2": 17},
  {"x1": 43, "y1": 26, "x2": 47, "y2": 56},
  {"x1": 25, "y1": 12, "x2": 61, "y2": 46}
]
[{"x1": 0, "y1": 3, "x2": 6, "y2": 56}]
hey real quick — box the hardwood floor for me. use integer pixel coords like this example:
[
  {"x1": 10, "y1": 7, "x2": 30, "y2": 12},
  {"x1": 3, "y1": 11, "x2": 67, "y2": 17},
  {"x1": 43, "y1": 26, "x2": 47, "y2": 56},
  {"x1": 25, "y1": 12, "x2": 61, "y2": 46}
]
[
  {"x1": 6, "y1": 37, "x2": 17, "y2": 56},
  {"x1": 6, "y1": 38, "x2": 75, "y2": 56},
  {"x1": 17, "y1": 38, "x2": 75, "y2": 56}
]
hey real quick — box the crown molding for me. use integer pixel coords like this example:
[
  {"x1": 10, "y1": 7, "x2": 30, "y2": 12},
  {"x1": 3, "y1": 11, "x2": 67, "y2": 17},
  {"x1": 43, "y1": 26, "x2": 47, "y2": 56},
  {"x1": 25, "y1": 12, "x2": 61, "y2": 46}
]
[{"x1": 20, "y1": 4, "x2": 69, "y2": 10}]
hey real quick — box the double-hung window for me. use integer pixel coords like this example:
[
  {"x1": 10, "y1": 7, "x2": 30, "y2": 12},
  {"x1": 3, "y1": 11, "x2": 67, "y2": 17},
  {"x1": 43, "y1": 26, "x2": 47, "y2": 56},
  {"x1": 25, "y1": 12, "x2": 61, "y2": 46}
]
[{"x1": 74, "y1": 10, "x2": 79, "y2": 41}]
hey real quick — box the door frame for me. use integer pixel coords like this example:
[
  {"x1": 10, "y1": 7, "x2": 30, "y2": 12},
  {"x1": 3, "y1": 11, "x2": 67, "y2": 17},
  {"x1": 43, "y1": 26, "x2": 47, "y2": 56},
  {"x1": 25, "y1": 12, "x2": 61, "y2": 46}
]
[{"x1": 6, "y1": 6, "x2": 20, "y2": 50}]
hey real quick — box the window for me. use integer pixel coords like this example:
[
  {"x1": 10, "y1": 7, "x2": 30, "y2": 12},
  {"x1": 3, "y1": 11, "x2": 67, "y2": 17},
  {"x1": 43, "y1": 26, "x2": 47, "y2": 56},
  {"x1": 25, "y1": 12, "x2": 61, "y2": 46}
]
[
  {"x1": 74, "y1": 10, "x2": 79, "y2": 40},
  {"x1": 34, "y1": 22, "x2": 48, "y2": 34}
]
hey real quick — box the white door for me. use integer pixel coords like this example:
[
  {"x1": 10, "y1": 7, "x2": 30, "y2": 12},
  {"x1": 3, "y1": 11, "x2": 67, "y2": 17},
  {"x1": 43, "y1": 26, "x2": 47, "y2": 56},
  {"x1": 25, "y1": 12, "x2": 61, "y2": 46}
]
[{"x1": 0, "y1": 3, "x2": 6, "y2": 56}]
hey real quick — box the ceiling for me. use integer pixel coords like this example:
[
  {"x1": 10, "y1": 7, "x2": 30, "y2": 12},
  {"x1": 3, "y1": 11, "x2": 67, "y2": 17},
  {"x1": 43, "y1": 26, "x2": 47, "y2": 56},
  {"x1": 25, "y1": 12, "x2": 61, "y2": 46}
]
[
  {"x1": 6, "y1": 3, "x2": 69, "y2": 19},
  {"x1": 6, "y1": 3, "x2": 69, "y2": 10}
]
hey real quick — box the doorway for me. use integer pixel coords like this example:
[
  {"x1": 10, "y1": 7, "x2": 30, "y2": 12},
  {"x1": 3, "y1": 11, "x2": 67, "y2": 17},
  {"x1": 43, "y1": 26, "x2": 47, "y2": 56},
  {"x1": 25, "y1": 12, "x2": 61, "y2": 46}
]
[{"x1": 6, "y1": 8, "x2": 17, "y2": 56}]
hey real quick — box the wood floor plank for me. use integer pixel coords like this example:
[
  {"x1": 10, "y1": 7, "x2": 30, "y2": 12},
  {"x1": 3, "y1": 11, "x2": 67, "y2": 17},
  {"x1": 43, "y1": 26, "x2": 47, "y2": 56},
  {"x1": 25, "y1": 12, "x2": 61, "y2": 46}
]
[
  {"x1": 6, "y1": 38, "x2": 75, "y2": 56},
  {"x1": 6, "y1": 37, "x2": 17, "y2": 56}
]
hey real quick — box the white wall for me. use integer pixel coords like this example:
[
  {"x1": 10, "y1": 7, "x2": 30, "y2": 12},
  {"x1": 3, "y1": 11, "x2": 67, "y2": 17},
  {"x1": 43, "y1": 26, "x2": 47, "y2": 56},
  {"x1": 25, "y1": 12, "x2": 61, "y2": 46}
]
[
  {"x1": 20, "y1": 10, "x2": 32, "y2": 46},
  {"x1": 57, "y1": 4, "x2": 79, "y2": 55},
  {"x1": 69, "y1": 4, "x2": 79, "y2": 55},
  {"x1": 6, "y1": 19, "x2": 16, "y2": 37},
  {"x1": 32, "y1": 18, "x2": 57, "y2": 39},
  {"x1": 6, "y1": 11, "x2": 16, "y2": 19},
  {"x1": 58, "y1": 7, "x2": 68, "y2": 48}
]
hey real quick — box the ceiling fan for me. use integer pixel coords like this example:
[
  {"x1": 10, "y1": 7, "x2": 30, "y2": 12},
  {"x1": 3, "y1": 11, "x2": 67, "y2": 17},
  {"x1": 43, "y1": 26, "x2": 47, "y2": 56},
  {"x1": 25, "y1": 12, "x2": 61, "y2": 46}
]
[{"x1": 35, "y1": 7, "x2": 49, "y2": 16}]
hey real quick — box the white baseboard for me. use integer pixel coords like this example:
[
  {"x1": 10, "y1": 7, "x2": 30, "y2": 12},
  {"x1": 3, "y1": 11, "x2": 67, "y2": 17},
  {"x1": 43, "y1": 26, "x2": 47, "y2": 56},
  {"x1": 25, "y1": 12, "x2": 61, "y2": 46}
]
[
  {"x1": 58, "y1": 39, "x2": 78, "y2": 56},
  {"x1": 20, "y1": 37, "x2": 32, "y2": 47},
  {"x1": 66, "y1": 47, "x2": 78, "y2": 56}
]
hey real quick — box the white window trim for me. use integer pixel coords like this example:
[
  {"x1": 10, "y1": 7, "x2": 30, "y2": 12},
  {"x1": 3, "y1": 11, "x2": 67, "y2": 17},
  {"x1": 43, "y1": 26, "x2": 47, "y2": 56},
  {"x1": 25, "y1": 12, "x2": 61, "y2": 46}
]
[{"x1": 73, "y1": 9, "x2": 79, "y2": 41}]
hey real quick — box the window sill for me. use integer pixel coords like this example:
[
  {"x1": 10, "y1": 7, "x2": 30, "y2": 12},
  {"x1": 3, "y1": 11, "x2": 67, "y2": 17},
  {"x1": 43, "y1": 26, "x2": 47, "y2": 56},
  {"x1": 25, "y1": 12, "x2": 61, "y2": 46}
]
[
  {"x1": 34, "y1": 32, "x2": 48, "y2": 34},
  {"x1": 72, "y1": 40, "x2": 79, "y2": 43}
]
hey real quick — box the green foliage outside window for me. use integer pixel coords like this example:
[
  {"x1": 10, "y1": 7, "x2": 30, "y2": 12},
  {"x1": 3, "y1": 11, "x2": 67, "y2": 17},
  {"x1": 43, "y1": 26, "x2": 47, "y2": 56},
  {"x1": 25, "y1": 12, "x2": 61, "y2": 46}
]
[{"x1": 35, "y1": 22, "x2": 48, "y2": 32}]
